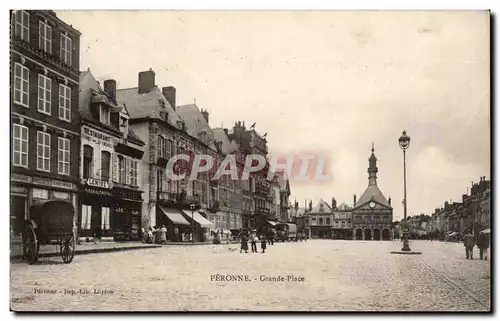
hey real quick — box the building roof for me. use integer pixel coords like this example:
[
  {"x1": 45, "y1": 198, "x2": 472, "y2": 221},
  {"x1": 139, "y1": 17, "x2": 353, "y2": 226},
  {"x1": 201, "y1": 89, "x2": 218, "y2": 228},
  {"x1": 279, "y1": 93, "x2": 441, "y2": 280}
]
[
  {"x1": 336, "y1": 203, "x2": 353, "y2": 211},
  {"x1": 79, "y1": 70, "x2": 144, "y2": 145},
  {"x1": 355, "y1": 185, "x2": 392, "y2": 209},
  {"x1": 310, "y1": 199, "x2": 332, "y2": 214},
  {"x1": 116, "y1": 86, "x2": 182, "y2": 127},
  {"x1": 176, "y1": 104, "x2": 217, "y2": 151},
  {"x1": 296, "y1": 208, "x2": 307, "y2": 217},
  {"x1": 212, "y1": 128, "x2": 238, "y2": 155}
]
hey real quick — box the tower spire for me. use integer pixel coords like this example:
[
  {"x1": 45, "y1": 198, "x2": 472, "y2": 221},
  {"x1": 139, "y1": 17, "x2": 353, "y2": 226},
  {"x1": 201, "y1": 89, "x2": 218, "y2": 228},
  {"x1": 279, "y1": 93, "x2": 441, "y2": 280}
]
[{"x1": 368, "y1": 143, "x2": 378, "y2": 186}]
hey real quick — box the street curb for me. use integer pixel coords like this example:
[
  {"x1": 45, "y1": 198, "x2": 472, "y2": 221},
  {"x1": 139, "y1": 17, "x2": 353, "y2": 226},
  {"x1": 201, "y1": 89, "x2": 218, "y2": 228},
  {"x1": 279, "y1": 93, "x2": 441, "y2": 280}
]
[{"x1": 11, "y1": 244, "x2": 162, "y2": 260}]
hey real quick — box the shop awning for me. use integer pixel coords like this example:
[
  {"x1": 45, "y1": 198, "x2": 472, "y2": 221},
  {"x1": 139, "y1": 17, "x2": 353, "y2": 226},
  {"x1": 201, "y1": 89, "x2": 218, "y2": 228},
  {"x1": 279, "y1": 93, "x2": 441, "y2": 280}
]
[
  {"x1": 181, "y1": 210, "x2": 214, "y2": 228},
  {"x1": 267, "y1": 221, "x2": 277, "y2": 226},
  {"x1": 159, "y1": 207, "x2": 190, "y2": 225}
]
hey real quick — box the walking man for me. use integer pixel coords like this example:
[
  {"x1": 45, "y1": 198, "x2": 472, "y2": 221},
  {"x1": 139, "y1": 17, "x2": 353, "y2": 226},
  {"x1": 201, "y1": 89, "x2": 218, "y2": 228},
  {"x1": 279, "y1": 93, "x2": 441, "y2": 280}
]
[
  {"x1": 463, "y1": 229, "x2": 475, "y2": 260},
  {"x1": 261, "y1": 235, "x2": 267, "y2": 253},
  {"x1": 251, "y1": 232, "x2": 258, "y2": 253}
]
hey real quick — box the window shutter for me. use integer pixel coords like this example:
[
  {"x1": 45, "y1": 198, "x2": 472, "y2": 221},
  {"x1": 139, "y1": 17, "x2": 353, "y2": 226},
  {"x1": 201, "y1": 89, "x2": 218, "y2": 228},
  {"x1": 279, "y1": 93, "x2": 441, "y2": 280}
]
[
  {"x1": 81, "y1": 205, "x2": 87, "y2": 229},
  {"x1": 126, "y1": 158, "x2": 131, "y2": 185},
  {"x1": 101, "y1": 207, "x2": 106, "y2": 230},
  {"x1": 112, "y1": 153, "x2": 118, "y2": 182}
]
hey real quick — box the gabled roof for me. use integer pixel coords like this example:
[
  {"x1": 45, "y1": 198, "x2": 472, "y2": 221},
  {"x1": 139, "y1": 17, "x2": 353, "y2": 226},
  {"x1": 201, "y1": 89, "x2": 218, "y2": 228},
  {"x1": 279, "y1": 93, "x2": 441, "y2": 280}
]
[
  {"x1": 212, "y1": 128, "x2": 238, "y2": 155},
  {"x1": 296, "y1": 208, "x2": 307, "y2": 217},
  {"x1": 176, "y1": 104, "x2": 217, "y2": 151},
  {"x1": 336, "y1": 203, "x2": 353, "y2": 211},
  {"x1": 79, "y1": 70, "x2": 144, "y2": 145},
  {"x1": 310, "y1": 199, "x2": 332, "y2": 214},
  {"x1": 116, "y1": 86, "x2": 182, "y2": 127}
]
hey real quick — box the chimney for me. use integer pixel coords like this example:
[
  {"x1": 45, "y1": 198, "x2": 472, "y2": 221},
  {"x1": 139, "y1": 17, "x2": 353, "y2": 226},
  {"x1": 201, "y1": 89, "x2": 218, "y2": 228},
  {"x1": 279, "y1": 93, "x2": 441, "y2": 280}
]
[
  {"x1": 201, "y1": 109, "x2": 209, "y2": 124},
  {"x1": 103, "y1": 79, "x2": 116, "y2": 101},
  {"x1": 162, "y1": 86, "x2": 176, "y2": 110},
  {"x1": 309, "y1": 201, "x2": 312, "y2": 212},
  {"x1": 138, "y1": 69, "x2": 155, "y2": 94},
  {"x1": 353, "y1": 194, "x2": 357, "y2": 206},
  {"x1": 388, "y1": 197, "x2": 391, "y2": 205},
  {"x1": 331, "y1": 197, "x2": 337, "y2": 210}
]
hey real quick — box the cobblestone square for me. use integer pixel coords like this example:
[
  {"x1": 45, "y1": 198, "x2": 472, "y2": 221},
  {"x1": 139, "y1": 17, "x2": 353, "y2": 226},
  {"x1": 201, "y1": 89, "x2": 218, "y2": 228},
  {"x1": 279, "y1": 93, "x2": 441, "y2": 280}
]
[{"x1": 10, "y1": 240, "x2": 490, "y2": 311}]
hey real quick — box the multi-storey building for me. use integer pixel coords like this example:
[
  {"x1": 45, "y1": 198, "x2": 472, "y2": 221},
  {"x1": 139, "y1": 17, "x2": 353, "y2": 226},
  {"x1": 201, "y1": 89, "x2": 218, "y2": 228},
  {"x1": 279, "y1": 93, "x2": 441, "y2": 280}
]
[
  {"x1": 332, "y1": 201, "x2": 353, "y2": 239},
  {"x1": 116, "y1": 69, "x2": 214, "y2": 242},
  {"x1": 78, "y1": 70, "x2": 145, "y2": 242},
  {"x1": 309, "y1": 199, "x2": 333, "y2": 239},
  {"x1": 10, "y1": 11, "x2": 81, "y2": 242},
  {"x1": 352, "y1": 145, "x2": 393, "y2": 241}
]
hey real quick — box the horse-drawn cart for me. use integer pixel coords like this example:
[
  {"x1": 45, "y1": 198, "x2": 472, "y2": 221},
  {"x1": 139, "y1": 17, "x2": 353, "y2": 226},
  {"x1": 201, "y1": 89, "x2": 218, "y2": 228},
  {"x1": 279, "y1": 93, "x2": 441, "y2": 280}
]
[{"x1": 22, "y1": 200, "x2": 76, "y2": 264}]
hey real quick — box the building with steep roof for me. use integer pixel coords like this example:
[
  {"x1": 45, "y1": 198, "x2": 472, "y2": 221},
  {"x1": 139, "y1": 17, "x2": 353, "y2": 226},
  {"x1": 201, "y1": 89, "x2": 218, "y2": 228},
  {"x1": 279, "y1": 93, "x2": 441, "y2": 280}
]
[
  {"x1": 332, "y1": 202, "x2": 353, "y2": 239},
  {"x1": 309, "y1": 199, "x2": 333, "y2": 238},
  {"x1": 78, "y1": 70, "x2": 145, "y2": 241},
  {"x1": 352, "y1": 144, "x2": 393, "y2": 240}
]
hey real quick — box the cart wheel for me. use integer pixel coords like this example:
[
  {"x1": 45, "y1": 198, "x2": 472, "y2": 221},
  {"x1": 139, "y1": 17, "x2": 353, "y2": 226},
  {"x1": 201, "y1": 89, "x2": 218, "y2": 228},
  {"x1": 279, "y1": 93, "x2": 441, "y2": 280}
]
[
  {"x1": 22, "y1": 225, "x2": 38, "y2": 264},
  {"x1": 60, "y1": 235, "x2": 75, "y2": 264}
]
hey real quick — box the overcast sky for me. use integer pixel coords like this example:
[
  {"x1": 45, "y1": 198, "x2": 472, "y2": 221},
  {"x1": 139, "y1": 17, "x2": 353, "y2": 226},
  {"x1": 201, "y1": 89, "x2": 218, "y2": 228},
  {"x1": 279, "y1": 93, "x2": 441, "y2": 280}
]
[{"x1": 57, "y1": 10, "x2": 490, "y2": 220}]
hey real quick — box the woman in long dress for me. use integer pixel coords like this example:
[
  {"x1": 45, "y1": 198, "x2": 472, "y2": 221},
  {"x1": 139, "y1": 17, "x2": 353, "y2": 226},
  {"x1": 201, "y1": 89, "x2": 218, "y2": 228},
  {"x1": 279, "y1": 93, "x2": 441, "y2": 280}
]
[{"x1": 240, "y1": 234, "x2": 249, "y2": 253}]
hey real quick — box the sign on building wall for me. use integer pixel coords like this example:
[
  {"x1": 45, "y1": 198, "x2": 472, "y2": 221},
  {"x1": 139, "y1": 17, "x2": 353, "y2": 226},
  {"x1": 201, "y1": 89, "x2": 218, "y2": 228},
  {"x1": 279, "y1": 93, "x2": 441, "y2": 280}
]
[{"x1": 82, "y1": 126, "x2": 115, "y2": 149}]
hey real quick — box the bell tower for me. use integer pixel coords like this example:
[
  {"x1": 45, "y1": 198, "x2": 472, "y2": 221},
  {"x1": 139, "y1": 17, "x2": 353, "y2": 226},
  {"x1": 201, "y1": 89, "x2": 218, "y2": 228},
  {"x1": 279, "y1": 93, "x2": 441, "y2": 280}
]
[{"x1": 368, "y1": 142, "x2": 378, "y2": 186}]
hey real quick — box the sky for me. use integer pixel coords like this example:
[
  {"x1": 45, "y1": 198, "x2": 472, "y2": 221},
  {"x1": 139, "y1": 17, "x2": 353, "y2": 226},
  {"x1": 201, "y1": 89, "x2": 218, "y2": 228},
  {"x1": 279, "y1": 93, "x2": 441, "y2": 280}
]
[{"x1": 56, "y1": 10, "x2": 490, "y2": 220}]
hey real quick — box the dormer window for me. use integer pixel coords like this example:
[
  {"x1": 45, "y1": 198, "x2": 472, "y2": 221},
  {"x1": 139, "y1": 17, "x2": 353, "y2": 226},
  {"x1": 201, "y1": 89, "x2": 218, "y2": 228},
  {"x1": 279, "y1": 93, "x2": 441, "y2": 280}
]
[
  {"x1": 100, "y1": 105, "x2": 110, "y2": 126},
  {"x1": 120, "y1": 117, "x2": 127, "y2": 128}
]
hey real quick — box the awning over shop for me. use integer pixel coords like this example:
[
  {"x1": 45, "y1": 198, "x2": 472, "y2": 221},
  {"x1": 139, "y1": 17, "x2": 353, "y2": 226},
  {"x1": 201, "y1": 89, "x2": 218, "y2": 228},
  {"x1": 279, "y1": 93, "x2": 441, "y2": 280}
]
[
  {"x1": 481, "y1": 228, "x2": 490, "y2": 234},
  {"x1": 159, "y1": 207, "x2": 190, "y2": 225},
  {"x1": 448, "y1": 232, "x2": 458, "y2": 237},
  {"x1": 181, "y1": 210, "x2": 214, "y2": 228},
  {"x1": 267, "y1": 221, "x2": 277, "y2": 226}
]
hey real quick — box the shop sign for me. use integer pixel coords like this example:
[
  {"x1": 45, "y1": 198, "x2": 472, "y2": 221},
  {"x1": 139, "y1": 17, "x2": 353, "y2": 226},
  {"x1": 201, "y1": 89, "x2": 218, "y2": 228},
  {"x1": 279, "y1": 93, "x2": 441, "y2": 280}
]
[
  {"x1": 52, "y1": 191, "x2": 71, "y2": 201},
  {"x1": 82, "y1": 126, "x2": 114, "y2": 149},
  {"x1": 116, "y1": 188, "x2": 142, "y2": 201},
  {"x1": 11, "y1": 174, "x2": 32, "y2": 183},
  {"x1": 32, "y1": 177, "x2": 76, "y2": 190},
  {"x1": 85, "y1": 188, "x2": 113, "y2": 197},
  {"x1": 33, "y1": 188, "x2": 49, "y2": 200},
  {"x1": 84, "y1": 178, "x2": 111, "y2": 189}
]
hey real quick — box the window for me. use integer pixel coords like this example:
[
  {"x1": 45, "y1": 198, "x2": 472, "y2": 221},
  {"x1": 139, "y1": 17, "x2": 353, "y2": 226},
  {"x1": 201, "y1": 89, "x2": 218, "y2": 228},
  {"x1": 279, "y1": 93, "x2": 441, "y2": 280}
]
[
  {"x1": 118, "y1": 155, "x2": 126, "y2": 184},
  {"x1": 166, "y1": 140, "x2": 173, "y2": 159},
  {"x1": 81, "y1": 205, "x2": 92, "y2": 229},
  {"x1": 101, "y1": 207, "x2": 110, "y2": 230},
  {"x1": 12, "y1": 124, "x2": 28, "y2": 167},
  {"x1": 319, "y1": 218, "x2": 324, "y2": 226},
  {"x1": 38, "y1": 20, "x2": 52, "y2": 54},
  {"x1": 57, "y1": 137, "x2": 70, "y2": 175},
  {"x1": 14, "y1": 10, "x2": 29, "y2": 41},
  {"x1": 83, "y1": 145, "x2": 93, "y2": 179},
  {"x1": 326, "y1": 218, "x2": 331, "y2": 226},
  {"x1": 58, "y1": 84, "x2": 71, "y2": 121},
  {"x1": 157, "y1": 136, "x2": 165, "y2": 158},
  {"x1": 14, "y1": 63, "x2": 29, "y2": 107},
  {"x1": 37, "y1": 131, "x2": 50, "y2": 171},
  {"x1": 101, "y1": 151, "x2": 111, "y2": 181},
  {"x1": 99, "y1": 105, "x2": 110, "y2": 125},
  {"x1": 130, "y1": 159, "x2": 138, "y2": 186},
  {"x1": 37, "y1": 74, "x2": 51, "y2": 114},
  {"x1": 60, "y1": 33, "x2": 72, "y2": 65}
]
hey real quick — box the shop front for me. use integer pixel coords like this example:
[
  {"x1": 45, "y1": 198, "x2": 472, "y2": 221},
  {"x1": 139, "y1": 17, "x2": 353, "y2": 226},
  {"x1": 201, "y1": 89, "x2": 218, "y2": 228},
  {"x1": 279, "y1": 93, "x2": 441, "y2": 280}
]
[
  {"x1": 157, "y1": 206, "x2": 191, "y2": 242},
  {"x1": 80, "y1": 178, "x2": 115, "y2": 241},
  {"x1": 114, "y1": 187, "x2": 143, "y2": 241},
  {"x1": 181, "y1": 210, "x2": 214, "y2": 242},
  {"x1": 10, "y1": 173, "x2": 78, "y2": 253}
]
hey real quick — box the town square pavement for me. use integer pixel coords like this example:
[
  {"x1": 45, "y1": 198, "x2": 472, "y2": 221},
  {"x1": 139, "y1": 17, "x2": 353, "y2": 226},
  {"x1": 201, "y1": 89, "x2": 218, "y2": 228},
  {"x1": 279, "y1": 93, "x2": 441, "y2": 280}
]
[{"x1": 10, "y1": 239, "x2": 491, "y2": 311}]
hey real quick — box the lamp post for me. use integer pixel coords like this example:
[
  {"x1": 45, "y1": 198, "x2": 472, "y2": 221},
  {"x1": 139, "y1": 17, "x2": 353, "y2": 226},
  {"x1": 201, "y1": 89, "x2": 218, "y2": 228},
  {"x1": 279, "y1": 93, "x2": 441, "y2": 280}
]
[
  {"x1": 399, "y1": 130, "x2": 411, "y2": 251},
  {"x1": 190, "y1": 203, "x2": 196, "y2": 243}
]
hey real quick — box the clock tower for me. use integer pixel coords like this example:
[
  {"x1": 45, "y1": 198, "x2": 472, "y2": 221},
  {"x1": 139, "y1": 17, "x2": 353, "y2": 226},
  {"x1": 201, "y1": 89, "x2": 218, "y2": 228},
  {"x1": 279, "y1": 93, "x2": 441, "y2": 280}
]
[{"x1": 351, "y1": 143, "x2": 393, "y2": 241}]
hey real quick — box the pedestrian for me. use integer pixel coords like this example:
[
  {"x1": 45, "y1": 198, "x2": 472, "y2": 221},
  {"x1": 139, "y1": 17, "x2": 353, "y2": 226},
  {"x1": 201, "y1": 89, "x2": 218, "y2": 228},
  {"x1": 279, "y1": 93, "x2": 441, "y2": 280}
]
[
  {"x1": 147, "y1": 227, "x2": 154, "y2": 244},
  {"x1": 240, "y1": 234, "x2": 249, "y2": 253},
  {"x1": 174, "y1": 227, "x2": 179, "y2": 242},
  {"x1": 251, "y1": 233, "x2": 258, "y2": 253},
  {"x1": 463, "y1": 229, "x2": 475, "y2": 260},
  {"x1": 261, "y1": 235, "x2": 267, "y2": 253},
  {"x1": 477, "y1": 232, "x2": 490, "y2": 260},
  {"x1": 141, "y1": 227, "x2": 146, "y2": 243},
  {"x1": 160, "y1": 225, "x2": 167, "y2": 244}
]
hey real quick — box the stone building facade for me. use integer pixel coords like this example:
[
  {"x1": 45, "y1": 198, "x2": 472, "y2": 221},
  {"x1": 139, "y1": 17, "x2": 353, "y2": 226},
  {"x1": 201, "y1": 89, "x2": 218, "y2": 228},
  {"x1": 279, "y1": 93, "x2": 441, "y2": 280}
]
[{"x1": 352, "y1": 145, "x2": 393, "y2": 241}]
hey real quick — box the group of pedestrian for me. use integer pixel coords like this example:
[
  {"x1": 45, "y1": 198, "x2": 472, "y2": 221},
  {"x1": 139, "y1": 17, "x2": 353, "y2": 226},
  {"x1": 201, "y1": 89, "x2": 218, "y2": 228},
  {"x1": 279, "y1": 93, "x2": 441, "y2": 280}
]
[
  {"x1": 463, "y1": 229, "x2": 490, "y2": 260},
  {"x1": 141, "y1": 225, "x2": 168, "y2": 244},
  {"x1": 240, "y1": 230, "x2": 267, "y2": 254}
]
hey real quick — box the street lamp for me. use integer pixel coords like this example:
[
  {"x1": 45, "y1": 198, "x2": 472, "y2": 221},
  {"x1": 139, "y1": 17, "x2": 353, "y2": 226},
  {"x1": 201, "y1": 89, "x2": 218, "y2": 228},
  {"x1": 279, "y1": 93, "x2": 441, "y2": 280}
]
[
  {"x1": 399, "y1": 130, "x2": 411, "y2": 251},
  {"x1": 190, "y1": 203, "x2": 196, "y2": 243}
]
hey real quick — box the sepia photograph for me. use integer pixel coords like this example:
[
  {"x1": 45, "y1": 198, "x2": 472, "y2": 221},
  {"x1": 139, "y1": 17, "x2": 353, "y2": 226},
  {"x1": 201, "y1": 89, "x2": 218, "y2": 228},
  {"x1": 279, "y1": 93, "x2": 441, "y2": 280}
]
[{"x1": 9, "y1": 9, "x2": 491, "y2": 312}]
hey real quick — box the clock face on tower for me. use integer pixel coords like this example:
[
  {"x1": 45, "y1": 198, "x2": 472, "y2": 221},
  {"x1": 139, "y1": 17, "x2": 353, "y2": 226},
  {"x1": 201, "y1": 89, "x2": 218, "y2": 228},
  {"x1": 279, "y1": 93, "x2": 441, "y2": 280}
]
[{"x1": 369, "y1": 201, "x2": 376, "y2": 209}]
